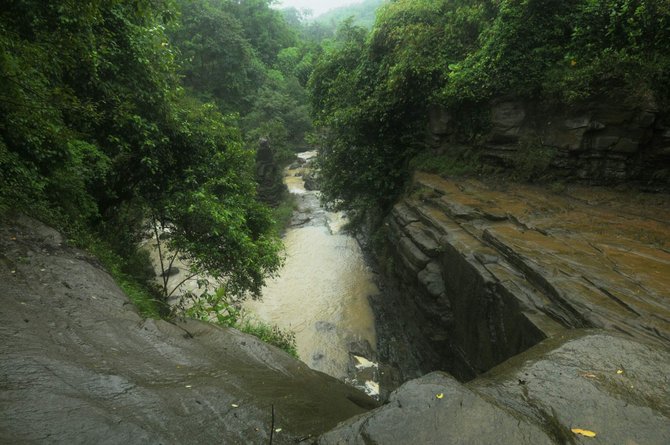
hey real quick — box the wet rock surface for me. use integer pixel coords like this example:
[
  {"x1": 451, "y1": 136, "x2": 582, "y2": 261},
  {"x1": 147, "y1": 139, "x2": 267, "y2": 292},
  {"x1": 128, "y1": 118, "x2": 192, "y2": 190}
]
[
  {"x1": 429, "y1": 100, "x2": 670, "y2": 185},
  {"x1": 319, "y1": 331, "x2": 670, "y2": 444},
  {"x1": 0, "y1": 216, "x2": 376, "y2": 444},
  {"x1": 375, "y1": 172, "x2": 670, "y2": 383},
  {"x1": 319, "y1": 371, "x2": 552, "y2": 445}
]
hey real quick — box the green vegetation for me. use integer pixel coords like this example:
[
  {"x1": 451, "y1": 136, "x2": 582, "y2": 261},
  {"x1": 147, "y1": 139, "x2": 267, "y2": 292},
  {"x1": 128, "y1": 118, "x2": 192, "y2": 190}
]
[
  {"x1": 309, "y1": 0, "x2": 670, "y2": 226},
  {"x1": 77, "y1": 234, "x2": 164, "y2": 319},
  {"x1": 238, "y1": 319, "x2": 298, "y2": 358},
  {"x1": 270, "y1": 193, "x2": 298, "y2": 236},
  {"x1": 170, "y1": 0, "x2": 314, "y2": 157},
  {"x1": 184, "y1": 287, "x2": 298, "y2": 357},
  {"x1": 0, "y1": 1, "x2": 319, "y2": 332},
  {"x1": 511, "y1": 136, "x2": 559, "y2": 182},
  {"x1": 277, "y1": 0, "x2": 385, "y2": 45},
  {"x1": 410, "y1": 149, "x2": 484, "y2": 178},
  {"x1": 313, "y1": 0, "x2": 386, "y2": 29}
]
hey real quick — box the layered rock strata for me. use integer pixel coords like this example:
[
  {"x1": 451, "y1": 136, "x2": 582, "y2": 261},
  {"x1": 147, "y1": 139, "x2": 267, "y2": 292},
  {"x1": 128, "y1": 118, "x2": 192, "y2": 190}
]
[
  {"x1": 377, "y1": 172, "x2": 670, "y2": 381},
  {"x1": 429, "y1": 100, "x2": 670, "y2": 185}
]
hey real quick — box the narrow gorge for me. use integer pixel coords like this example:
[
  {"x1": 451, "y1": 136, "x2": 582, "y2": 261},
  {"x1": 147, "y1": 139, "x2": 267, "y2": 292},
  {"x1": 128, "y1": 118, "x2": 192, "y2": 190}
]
[
  {"x1": 2, "y1": 0, "x2": 670, "y2": 443},
  {"x1": 247, "y1": 151, "x2": 380, "y2": 394},
  {"x1": 3, "y1": 165, "x2": 669, "y2": 443}
]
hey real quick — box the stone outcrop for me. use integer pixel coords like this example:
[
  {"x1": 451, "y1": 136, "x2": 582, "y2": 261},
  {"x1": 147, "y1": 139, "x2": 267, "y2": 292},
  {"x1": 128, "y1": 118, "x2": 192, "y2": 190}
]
[
  {"x1": 0, "y1": 216, "x2": 375, "y2": 444},
  {"x1": 429, "y1": 99, "x2": 670, "y2": 185},
  {"x1": 320, "y1": 331, "x2": 670, "y2": 444},
  {"x1": 375, "y1": 173, "x2": 670, "y2": 383},
  {"x1": 255, "y1": 137, "x2": 287, "y2": 205},
  {"x1": 323, "y1": 168, "x2": 670, "y2": 443},
  {"x1": 303, "y1": 170, "x2": 320, "y2": 191}
]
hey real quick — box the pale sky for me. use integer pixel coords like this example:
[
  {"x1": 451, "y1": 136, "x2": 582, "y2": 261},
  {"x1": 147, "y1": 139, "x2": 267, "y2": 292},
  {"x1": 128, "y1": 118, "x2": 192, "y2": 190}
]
[{"x1": 272, "y1": 0, "x2": 363, "y2": 18}]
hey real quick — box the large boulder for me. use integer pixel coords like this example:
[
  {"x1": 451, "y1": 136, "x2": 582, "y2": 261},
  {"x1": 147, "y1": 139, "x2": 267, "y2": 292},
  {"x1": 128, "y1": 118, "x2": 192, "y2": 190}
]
[
  {"x1": 0, "y1": 217, "x2": 376, "y2": 444},
  {"x1": 319, "y1": 331, "x2": 670, "y2": 444}
]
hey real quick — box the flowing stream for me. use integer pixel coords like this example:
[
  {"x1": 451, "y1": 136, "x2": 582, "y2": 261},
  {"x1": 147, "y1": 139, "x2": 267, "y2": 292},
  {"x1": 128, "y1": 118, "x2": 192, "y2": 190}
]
[{"x1": 244, "y1": 152, "x2": 379, "y2": 392}]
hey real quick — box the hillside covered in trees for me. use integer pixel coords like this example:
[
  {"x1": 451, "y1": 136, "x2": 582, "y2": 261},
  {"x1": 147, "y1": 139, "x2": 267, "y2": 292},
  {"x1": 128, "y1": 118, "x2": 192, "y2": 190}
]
[
  {"x1": 314, "y1": 0, "x2": 386, "y2": 28},
  {"x1": 2, "y1": 0, "x2": 669, "y2": 318},
  {"x1": 310, "y1": 0, "x2": 670, "y2": 225},
  {"x1": 0, "y1": 0, "x2": 323, "y2": 319}
]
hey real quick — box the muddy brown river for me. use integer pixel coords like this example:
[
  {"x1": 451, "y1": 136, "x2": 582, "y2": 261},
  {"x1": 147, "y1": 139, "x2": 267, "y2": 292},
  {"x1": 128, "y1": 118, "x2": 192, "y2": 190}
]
[{"x1": 244, "y1": 152, "x2": 378, "y2": 384}]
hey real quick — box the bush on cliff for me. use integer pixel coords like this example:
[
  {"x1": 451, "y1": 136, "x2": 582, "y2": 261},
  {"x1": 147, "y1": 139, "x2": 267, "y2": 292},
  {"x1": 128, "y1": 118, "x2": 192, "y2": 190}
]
[{"x1": 185, "y1": 287, "x2": 298, "y2": 357}]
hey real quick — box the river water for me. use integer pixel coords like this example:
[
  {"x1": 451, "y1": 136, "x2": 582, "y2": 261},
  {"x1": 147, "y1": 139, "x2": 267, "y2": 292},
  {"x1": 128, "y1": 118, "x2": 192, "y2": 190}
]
[{"x1": 244, "y1": 152, "x2": 379, "y2": 386}]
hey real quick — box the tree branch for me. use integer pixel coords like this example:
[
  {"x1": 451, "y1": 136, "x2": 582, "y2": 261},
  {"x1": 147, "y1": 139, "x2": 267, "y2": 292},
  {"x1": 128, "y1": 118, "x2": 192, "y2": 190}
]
[
  {"x1": 151, "y1": 215, "x2": 168, "y2": 297},
  {"x1": 166, "y1": 272, "x2": 199, "y2": 299}
]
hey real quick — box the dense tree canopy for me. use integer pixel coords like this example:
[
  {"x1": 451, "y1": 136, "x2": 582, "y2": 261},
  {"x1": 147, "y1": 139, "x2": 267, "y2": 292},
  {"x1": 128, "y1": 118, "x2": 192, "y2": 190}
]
[
  {"x1": 309, "y1": 0, "x2": 670, "y2": 224},
  {"x1": 170, "y1": 0, "x2": 263, "y2": 113},
  {"x1": 169, "y1": 0, "x2": 314, "y2": 157},
  {"x1": 0, "y1": 0, "x2": 316, "y2": 304},
  {"x1": 314, "y1": 0, "x2": 386, "y2": 29}
]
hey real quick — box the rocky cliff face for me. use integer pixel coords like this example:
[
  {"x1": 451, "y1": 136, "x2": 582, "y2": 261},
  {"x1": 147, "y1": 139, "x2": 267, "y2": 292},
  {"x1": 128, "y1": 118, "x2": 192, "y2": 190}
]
[
  {"x1": 330, "y1": 170, "x2": 670, "y2": 442},
  {"x1": 374, "y1": 173, "x2": 670, "y2": 384},
  {"x1": 429, "y1": 99, "x2": 670, "y2": 185},
  {"x1": 0, "y1": 216, "x2": 375, "y2": 444}
]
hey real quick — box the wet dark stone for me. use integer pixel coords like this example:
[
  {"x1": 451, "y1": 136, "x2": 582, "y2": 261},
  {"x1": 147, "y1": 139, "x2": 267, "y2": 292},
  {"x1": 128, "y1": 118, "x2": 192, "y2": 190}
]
[
  {"x1": 303, "y1": 171, "x2": 320, "y2": 191},
  {"x1": 319, "y1": 372, "x2": 551, "y2": 444},
  {"x1": 0, "y1": 217, "x2": 376, "y2": 444},
  {"x1": 320, "y1": 331, "x2": 670, "y2": 444},
  {"x1": 315, "y1": 321, "x2": 336, "y2": 332},
  {"x1": 161, "y1": 266, "x2": 179, "y2": 277},
  {"x1": 255, "y1": 138, "x2": 287, "y2": 206}
]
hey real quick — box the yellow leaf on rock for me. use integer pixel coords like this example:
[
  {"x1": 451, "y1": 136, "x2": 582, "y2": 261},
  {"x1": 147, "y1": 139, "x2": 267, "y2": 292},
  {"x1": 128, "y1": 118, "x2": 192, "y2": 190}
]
[
  {"x1": 436, "y1": 393, "x2": 444, "y2": 399},
  {"x1": 616, "y1": 369, "x2": 624, "y2": 374},
  {"x1": 571, "y1": 428, "x2": 597, "y2": 438}
]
